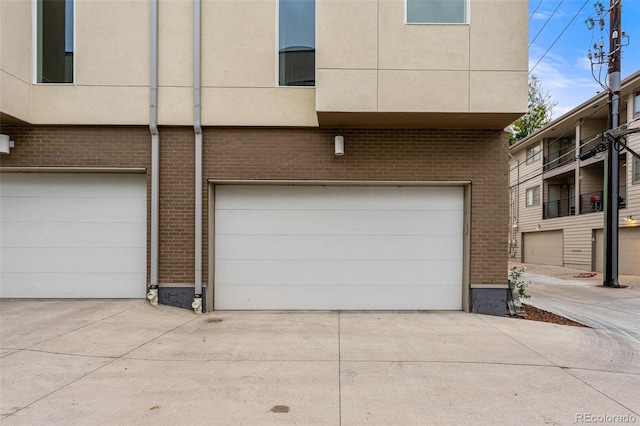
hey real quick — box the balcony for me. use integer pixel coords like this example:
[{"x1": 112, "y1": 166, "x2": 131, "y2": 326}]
[
  {"x1": 543, "y1": 196, "x2": 575, "y2": 219},
  {"x1": 544, "y1": 138, "x2": 575, "y2": 172},
  {"x1": 579, "y1": 186, "x2": 627, "y2": 215},
  {"x1": 579, "y1": 132, "x2": 602, "y2": 158}
]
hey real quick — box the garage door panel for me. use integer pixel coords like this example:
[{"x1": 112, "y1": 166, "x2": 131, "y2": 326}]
[
  {"x1": 0, "y1": 272, "x2": 145, "y2": 298},
  {"x1": 0, "y1": 173, "x2": 146, "y2": 198},
  {"x1": 216, "y1": 234, "x2": 462, "y2": 261},
  {"x1": 216, "y1": 209, "x2": 463, "y2": 236},
  {"x1": 214, "y1": 185, "x2": 464, "y2": 310},
  {"x1": 216, "y1": 259, "x2": 462, "y2": 286},
  {"x1": 523, "y1": 231, "x2": 563, "y2": 266},
  {"x1": 619, "y1": 227, "x2": 640, "y2": 275},
  {"x1": 596, "y1": 227, "x2": 640, "y2": 275},
  {"x1": 2, "y1": 197, "x2": 144, "y2": 223},
  {"x1": 0, "y1": 173, "x2": 146, "y2": 298},
  {"x1": 215, "y1": 284, "x2": 462, "y2": 310},
  {"x1": 216, "y1": 185, "x2": 463, "y2": 211},
  {"x1": 2, "y1": 222, "x2": 145, "y2": 248},
  {"x1": 2, "y1": 247, "x2": 146, "y2": 273}
]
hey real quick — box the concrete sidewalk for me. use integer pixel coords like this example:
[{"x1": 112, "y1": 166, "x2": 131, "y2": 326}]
[
  {"x1": 1, "y1": 299, "x2": 639, "y2": 425},
  {"x1": 509, "y1": 262, "x2": 640, "y2": 343}
]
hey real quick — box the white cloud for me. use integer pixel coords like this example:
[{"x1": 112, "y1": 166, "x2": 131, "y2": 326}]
[{"x1": 528, "y1": 48, "x2": 604, "y2": 119}]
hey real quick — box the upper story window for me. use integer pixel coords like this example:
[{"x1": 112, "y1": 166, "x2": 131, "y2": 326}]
[
  {"x1": 278, "y1": 0, "x2": 315, "y2": 87},
  {"x1": 634, "y1": 155, "x2": 640, "y2": 184},
  {"x1": 36, "y1": 0, "x2": 74, "y2": 83},
  {"x1": 526, "y1": 186, "x2": 540, "y2": 207},
  {"x1": 526, "y1": 144, "x2": 541, "y2": 164},
  {"x1": 406, "y1": 0, "x2": 468, "y2": 24},
  {"x1": 635, "y1": 90, "x2": 640, "y2": 116}
]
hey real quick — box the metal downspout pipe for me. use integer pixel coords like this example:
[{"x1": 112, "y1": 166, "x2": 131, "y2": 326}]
[
  {"x1": 508, "y1": 153, "x2": 519, "y2": 258},
  {"x1": 192, "y1": 0, "x2": 203, "y2": 314},
  {"x1": 147, "y1": 0, "x2": 160, "y2": 306}
]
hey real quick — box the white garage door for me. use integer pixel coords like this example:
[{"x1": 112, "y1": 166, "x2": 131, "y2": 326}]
[
  {"x1": 214, "y1": 185, "x2": 464, "y2": 310},
  {"x1": 523, "y1": 231, "x2": 563, "y2": 266},
  {"x1": 594, "y1": 227, "x2": 640, "y2": 275},
  {"x1": 0, "y1": 173, "x2": 147, "y2": 298}
]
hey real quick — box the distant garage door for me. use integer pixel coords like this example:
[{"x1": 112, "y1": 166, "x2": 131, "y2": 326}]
[
  {"x1": 594, "y1": 227, "x2": 640, "y2": 275},
  {"x1": 0, "y1": 173, "x2": 147, "y2": 298},
  {"x1": 213, "y1": 185, "x2": 464, "y2": 310},
  {"x1": 523, "y1": 230, "x2": 563, "y2": 266}
]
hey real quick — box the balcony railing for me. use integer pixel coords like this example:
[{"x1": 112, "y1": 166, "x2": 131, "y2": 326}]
[
  {"x1": 543, "y1": 197, "x2": 576, "y2": 219},
  {"x1": 579, "y1": 186, "x2": 627, "y2": 214},
  {"x1": 580, "y1": 134, "x2": 601, "y2": 156},
  {"x1": 543, "y1": 152, "x2": 574, "y2": 172}
]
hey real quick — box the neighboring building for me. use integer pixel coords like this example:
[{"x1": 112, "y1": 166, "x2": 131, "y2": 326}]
[
  {"x1": 0, "y1": 0, "x2": 528, "y2": 314},
  {"x1": 508, "y1": 71, "x2": 640, "y2": 275}
]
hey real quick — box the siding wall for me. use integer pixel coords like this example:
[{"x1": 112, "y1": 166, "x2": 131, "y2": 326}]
[{"x1": 509, "y1": 93, "x2": 640, "y2": 271}]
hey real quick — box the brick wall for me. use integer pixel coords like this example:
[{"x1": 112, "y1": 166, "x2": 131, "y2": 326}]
[
  {"x1": 0, "y1": 125, "x2": 508, "y2": 291},
  {"x1": 203, "y1": 127, "x2": 509, "y2": 286}
]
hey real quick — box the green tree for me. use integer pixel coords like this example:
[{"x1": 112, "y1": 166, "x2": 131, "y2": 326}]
[{"x1": 509, "y1": 75, "x2": 557, "y2": 145}]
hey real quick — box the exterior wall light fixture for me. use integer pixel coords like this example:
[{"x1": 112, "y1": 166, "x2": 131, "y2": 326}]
[
  {"x1": 0, "y1": 134, "x2": 14, "y2": 154},
  {"x1": 335, "y1": 135, "x2": 344, "y2": 156}
]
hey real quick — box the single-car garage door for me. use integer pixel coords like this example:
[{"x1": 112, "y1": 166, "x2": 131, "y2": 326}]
[
  {"x1": 594, "y1": 227, "x2": 640, "y2": 275},
  {"x1": 0, "y1": 173, "x2": 147, "y2": 298},
  {"x1": 523, "y1": 230, "x2": 563, "y2": 266},
  {"x1": 214, "y1": 185, "x2": 464, "y2": 310}
]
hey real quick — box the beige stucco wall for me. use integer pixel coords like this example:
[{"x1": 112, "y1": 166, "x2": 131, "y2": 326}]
[
  {"x1": 316, "y1": 0, "x2": 528, "y2": 116},
  {"x1": 3, "y1": 0, "x2": 524, "y2": 127},
  {"x1": 0, "y1": 0, "x2": 33, "y2": 122}
]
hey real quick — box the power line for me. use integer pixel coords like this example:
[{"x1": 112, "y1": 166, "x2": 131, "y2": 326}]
[
  {"x1": 529, "y1": 0, "x2": 545, "y2": 21},
  {"x1": 529, "y1": 0, "x2": 590, "y2": 74},
  {"x1": 508, "y1": 101, "x2": 610, "y2": 187},
  {"x1": 529, "y1": 0, "x2": 565, "y2": 48}
]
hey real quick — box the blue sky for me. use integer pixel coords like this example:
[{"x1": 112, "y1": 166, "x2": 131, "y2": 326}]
[{"x1": 528, "y1": 0, "x2": 640, "y2": 117}]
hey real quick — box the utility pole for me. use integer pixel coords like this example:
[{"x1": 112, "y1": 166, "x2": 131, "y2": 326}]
[{"x1": 603, "y1": 0, "x2": 621, "y2": 288}]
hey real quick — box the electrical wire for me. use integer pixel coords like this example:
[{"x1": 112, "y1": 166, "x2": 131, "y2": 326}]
[
  {"x1": 529, "y1": 0, "x2": 565, "y2": 48},
  {"x1": 508, "y1": 101, "x2": 611, "y2": 188},
  {"x1": 529, "y1": 0, "x2": 590, "y2": 74},
  {"x1": 529, "y1": 0, "x2": 545, "y2": 21}
]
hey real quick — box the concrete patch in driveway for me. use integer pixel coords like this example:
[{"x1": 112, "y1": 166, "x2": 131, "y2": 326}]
[
  {"x1": 0, "y1": 358, "x2": 339, "y2": 425},
  {"x1": 340, "y1": 362, "x2": 636, "y2": 425},
  {"x1": 566, "y1": 368, "x2": 640, "y2": 414},
  {"x1": 25, "y1": 303, "x2": 197, "y2": 358},
  {"x1": 0, "y1": 350, "x2": 111, "y2": 418},
  {"x1": 339, "y1": 312, "x2": 552, "y2": 366},
  {"x1": 479, "y1": 314, "x2": 640, "y2": 374},
  {"x1": 127, "y1": 312, "x2": 339, "y2": 362},
  {"x1": 0, "y1": 299, "x2": 146, "y2": 349}
]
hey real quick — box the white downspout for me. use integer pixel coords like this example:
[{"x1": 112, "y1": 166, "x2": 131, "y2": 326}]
[
  {"x1": 508, "y1": 152, "x2": 520, "y2": 258},
  {"x1": 147, "y1": 0, "x2": 160, "y2": 306},
  {"x1": 192, "y1": 0, "x2": 203, "y2": 314}
]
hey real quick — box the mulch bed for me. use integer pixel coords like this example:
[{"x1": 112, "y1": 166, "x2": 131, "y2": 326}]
[{"x1": 517, "y1": 304, "x2": 590, "y2": 328}]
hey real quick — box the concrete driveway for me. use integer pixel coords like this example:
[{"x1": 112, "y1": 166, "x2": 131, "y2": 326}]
[
  {"x1": 511, "y1": 262, "x2": 640, "y2": 343},
  {"x1": 1, "y1": 299, "x2": 639, "y2": 425}
]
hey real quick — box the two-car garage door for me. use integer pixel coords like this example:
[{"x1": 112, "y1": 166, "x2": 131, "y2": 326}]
[
  {"x1": 0, "y1": 173, "x2": 146, "y2": 298},
  {"x1": 214, "y1": 185, "x2": 464, "y2": 310}
]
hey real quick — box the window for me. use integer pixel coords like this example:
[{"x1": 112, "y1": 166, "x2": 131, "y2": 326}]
[
  {"x1": 278, "y1": 0, "x2": 315, "y2": 86},
  {"x1": 526, "y1": 186, "x2": 540, "y2": 206},
  {"x1": 526, "y1": 144, "x2": 541, "y2": 164},
  {"x1": 406, "y1": 0, "x2": 468, "y2": 24},
  {"x1": 634, "y1": 155, "x2": 640, "y2": 184},
  {"x1": 635, "y1": 90, "x2": 640, "y2": 116},
  {"x1": 36, "y1": 0, "x2": 74, "y2": 83}
]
